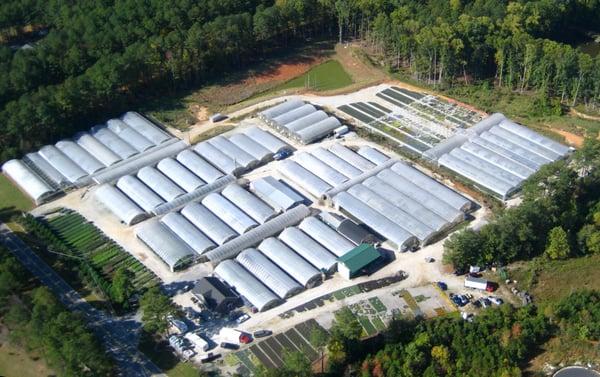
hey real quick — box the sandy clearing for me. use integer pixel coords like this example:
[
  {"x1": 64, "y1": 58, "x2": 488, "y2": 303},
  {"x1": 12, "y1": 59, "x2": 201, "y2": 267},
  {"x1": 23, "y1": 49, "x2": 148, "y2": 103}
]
[{"x1": 553, "y1": 129, "x2": 584, "y2": 148}]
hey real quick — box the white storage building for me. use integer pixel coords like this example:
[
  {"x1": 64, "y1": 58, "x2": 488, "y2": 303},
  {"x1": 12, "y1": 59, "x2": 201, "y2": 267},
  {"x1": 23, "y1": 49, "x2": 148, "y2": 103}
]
[
  {"x1": 214, "y1": 260, "x2": 280, "y2": 312},
  {"x1": 221, "y1": 184, "x2": 277, "y2": 224},
  {"x1": 257, "y1": 237, "x2": 322, "y2": 287},
  {"x1": 156, "y1": 158, "x2": 205, "y2": 193},
  {"x1": 135, "y1": 220, "x2": 195, "y2": 271},
  {"x1": 95, "y1": 184, "x2": 147, "y2": 225},
  {"x1": 160, "y1": 212, "x2": 216, "y2": 255},
  {"x1": 235, "y1": 248, "x2": 302, "y2": 299},
  {"x1": 298, "y1": 216, "x2": 355, "y2": 257},
  {"x1": 2, "y1": 160, "x2": 55, "y2": 204},
  {"x1": 176, "y1": 150, "x2": 224, "y2": 183},
  {"x1": 278, "y1": 227, "x2": 337, "y2": 272},
  {"x1": 181, "y1": 202, "x2": 238, "y2": 245},
  {"x1": 249, "y1": 176, "x2": 304, "y2": 211},
  {"x1": 201, "y1": 193, "x2": 257, "y2": 234},
  {"x1": 116, "y1": 175, "x2": 165, "y2": 212}
]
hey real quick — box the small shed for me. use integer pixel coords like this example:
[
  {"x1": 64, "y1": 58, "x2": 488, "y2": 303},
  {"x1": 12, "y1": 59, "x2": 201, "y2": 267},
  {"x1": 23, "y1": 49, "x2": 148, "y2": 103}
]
[
  {"x1": 192, "y1": 277, "x2": 240, "y2": 314},
  {"x1": 337, "y1": 244, "x2": 380, "y2": 280}
]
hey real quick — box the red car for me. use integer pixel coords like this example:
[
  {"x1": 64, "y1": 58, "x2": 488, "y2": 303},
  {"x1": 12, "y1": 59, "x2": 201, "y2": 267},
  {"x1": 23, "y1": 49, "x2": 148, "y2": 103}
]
[{"x1": 239, "y1": 334, "x2": 253, "y2": 344}]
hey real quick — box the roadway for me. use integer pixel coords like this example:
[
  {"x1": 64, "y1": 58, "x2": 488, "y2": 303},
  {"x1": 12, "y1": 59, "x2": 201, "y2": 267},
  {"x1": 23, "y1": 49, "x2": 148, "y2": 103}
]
[{"x1": 0, "y1": 222, "x2": 166, "y2": 377}]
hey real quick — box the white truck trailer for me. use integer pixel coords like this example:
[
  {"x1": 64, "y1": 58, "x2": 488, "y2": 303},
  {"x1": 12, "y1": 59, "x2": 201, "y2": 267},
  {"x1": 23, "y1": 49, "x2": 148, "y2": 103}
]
[{"x1": 464, "y1": 276, "x2": 490, "y2": 291}]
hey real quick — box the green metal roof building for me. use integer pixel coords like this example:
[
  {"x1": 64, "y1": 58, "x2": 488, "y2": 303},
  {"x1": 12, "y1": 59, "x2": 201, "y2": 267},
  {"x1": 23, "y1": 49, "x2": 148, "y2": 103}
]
[{"x1": 337, "y1": 244, "x2": 380, "y2": 279}]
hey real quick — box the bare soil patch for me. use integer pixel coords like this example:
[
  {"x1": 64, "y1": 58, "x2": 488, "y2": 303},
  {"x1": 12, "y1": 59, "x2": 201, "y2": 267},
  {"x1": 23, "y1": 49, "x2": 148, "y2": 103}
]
[
  {"x1": 554, "y1": 129, "x2": 584, "y2": 148},
  {"x1": 249, "y1": 61, "x2": 319, "y2": 85}
]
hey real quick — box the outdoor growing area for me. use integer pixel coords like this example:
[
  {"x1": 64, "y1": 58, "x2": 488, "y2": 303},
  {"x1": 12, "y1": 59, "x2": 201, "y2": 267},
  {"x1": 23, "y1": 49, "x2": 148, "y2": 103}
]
[
  {"x1": 45, "y1": 210, "x2": 159, "y2": 290},
  {"x1": 19, "y1": 209, "x2": 158, "y2": 311}
]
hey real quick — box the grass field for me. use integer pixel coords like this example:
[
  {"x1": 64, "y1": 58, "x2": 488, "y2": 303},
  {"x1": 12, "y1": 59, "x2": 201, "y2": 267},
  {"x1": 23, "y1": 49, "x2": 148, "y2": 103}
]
[
  {"x1": 0, "y1": 341, "x2": 53, "y2": 377},
  {"x1": 276, "y1": 60, "x2": 352, "y2": 92},
  {"x1": 0, "y1": 175, "x2": 33, "y2": 221},
  {"x1": 510, "y1": 254, "x2": 600, "y2": 369},
  {"x1": 510, "y1": 254, "x2": 600, "y2": 308},
  {"x1": 190, "y1": 125, "x2": 235, "y2": 144}
]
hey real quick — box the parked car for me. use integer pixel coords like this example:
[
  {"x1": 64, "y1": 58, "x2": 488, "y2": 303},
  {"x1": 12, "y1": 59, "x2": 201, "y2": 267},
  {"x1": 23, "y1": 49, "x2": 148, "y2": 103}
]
[
  {"x1": 481, "y1": 298, "x2": 492, "y2": 308},
  {"x1": 451, "y1": 295, "x2": 468, "y2": 307},
  {"x1": 489, "y1": 297, "x2": 504, "y2": 305},
  {"x1": 220, "y1": 342, "x2": 240, "y2": 350},
  {"x1": 191, "y1": 297, "x2": 198, "y2": 304},
  {"x1": 436, "y1": 281, "x2": 447, "y2": 291},
  {"x1": 273, "y1": 149, "x2": 292, "y2": 160},
  {"x1": 239, "y1": 334, "x2": 252, "y2": 344},
  {"x1": 236, "y1": 314, "x2": 250, "y2": 324},
  {"x1": 253, "y1": 330, "x2": 272, "y2": 338},
  {"x1": 425, "y1": 257, "x2": 435, "y2": 263},
  {"x1": 471, "y1": 299, "x2": 482, "y2": 308},
  {"x1": 200, "y1": 353, "x2": 221, "y2": 364}
]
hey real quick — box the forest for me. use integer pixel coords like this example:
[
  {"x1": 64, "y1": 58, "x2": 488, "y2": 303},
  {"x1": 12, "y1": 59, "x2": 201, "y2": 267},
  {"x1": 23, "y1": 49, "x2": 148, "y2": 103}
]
[
  {"x1": 0, "y1": 0, "x2": 599, "y2": 160},
  {"x1": 0, "y1": 246, "x2": 113, "y2": 377}
]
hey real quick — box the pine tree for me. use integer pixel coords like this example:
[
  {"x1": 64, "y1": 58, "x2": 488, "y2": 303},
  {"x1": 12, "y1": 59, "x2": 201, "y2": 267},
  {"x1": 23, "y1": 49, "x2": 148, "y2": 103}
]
[{"x1": 545, "y1": 226, "x2": 570, "y2": 260}]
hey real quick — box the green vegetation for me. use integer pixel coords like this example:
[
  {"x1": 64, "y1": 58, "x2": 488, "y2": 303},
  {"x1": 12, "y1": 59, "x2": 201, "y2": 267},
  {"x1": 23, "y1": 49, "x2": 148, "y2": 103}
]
[
  {"x1": 511, "y1": 253, "x2": 600, "y2": 308},
  {"x1": 1, "y1": 1, "x2": 598, "y2": 160},
  {"x1": 444, "y1": 84, "x2": 600, "y2": 137},
  {"x1": 256, "y1": 290, "x2": 600, "y2": 376},
  {"x1": 276, "y1": 60, "x2": 352, "y2": 92},
  {"x1": 18, "y1": 209, "x2": 158, "y2": 312},
  {"x1": 360, "y1": 306, "x2": 550, "y2": 377},
  {"x1": 139, "y1": 287, "x2": 176, "y2": 334},
  {"x1": 545, "y1": 226, "x2": 571, "y2": 260},
  {"x1": 190, "y1": 125, "x2": 235, "y2": 144},
  {"x1": 0, "y1": 246, "x2": 113, "y2": 377},
  {"x1": 0, "y1": 175, "x2": 32, "y2": 221},
  {"x1": 0, "y1": 0, "x2": 335, "y2": 160},
  {"x1": 443, "y1": 139, "x2": 600, "y2": 271},
  {"x1": 368, "y1": 297, "x2": 387, "y2": 313},
  {"x1": 138, "y1": 333, "x2": 204, "y2": 377}
]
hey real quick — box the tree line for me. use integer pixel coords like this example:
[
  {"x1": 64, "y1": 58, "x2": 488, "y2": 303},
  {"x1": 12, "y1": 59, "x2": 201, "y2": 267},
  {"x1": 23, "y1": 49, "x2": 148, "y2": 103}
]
[
  {"x1": 0, "y1": 245, "x2": 113, "y2": 377},
  {"x1": 255, "y1": 289, "x2": 600, "y2": 376},
  {"x1": 1, "y1": 1, "x2": 599, "y2": 161},
  {"x1": 0, "y1": 0, "x2": 331, "y2": 160},
  {"x1": 444, "y1": 138, "x2": 600, "y2": 271},
  {"x1": 346, "y1": 0, "x2": 600, "y2": 108}
]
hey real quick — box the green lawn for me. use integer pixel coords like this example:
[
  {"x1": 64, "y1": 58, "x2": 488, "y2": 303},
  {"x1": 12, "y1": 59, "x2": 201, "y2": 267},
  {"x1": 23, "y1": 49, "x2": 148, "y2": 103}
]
[
  {"x1": 0, "y1": 175, "x2": 33, "y2": 221},
  {"x1": 276, "y1": 60, "x2": 352, "y2": 92}
]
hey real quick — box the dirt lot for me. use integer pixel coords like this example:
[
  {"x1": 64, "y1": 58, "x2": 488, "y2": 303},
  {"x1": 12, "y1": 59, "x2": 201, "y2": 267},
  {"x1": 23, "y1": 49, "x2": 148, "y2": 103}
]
[
  {"x1": 554, "y1": 129, "x2": 585, "y2": 148},
  {"x1": 0, "y1": 326, "x2": 53, "y2": 377}
]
